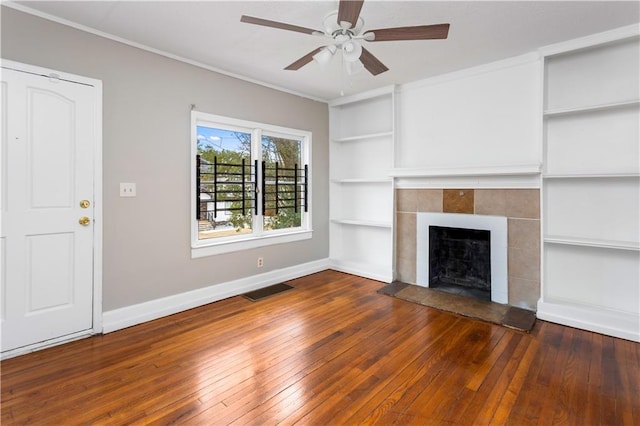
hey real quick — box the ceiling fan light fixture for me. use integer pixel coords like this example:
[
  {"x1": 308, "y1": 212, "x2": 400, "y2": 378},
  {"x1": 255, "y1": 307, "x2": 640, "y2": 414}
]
[
  {"x1": 342, "y1": 40, "x2": 362, "y2": 62},
  {"x1": 346, "y1": 59, "x2": 365, "y2": 75},
  {"x1": 313, "y1": 45, "x2": 337, "y2": 65}
]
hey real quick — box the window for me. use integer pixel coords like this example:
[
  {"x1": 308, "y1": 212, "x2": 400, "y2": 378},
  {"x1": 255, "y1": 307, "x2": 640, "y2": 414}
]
[{"x1": 191, "y1": 111, "x2": 311, "y2": 257}]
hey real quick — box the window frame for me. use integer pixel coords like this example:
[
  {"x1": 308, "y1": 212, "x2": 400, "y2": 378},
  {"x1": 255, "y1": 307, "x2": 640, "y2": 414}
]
[{"x1": 190, "y1": 111, "x2": 312, "y2": 258}]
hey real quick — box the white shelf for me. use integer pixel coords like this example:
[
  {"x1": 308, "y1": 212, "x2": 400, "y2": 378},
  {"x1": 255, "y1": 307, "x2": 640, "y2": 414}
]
[
  {"x1": 543, "y1": 173, "x2": 640, "y2": 179},
  {"x1": 331, "y1": 178, "x2": 392, "y2": 184},
  {"x1": 544, "y1": 99, "x2": 639, "y2": 117},
  {"x1": 331, "y1": 131, "x2": 393, "y2": 143},
  {"x1": 389, "y1": 163, "x2": 541, "y2": 178},
  {"x1": 331, "y1": 219, "x2": 392, "y2": 229},
  {"x1": 544, "y1": 236, "x2": 640, "y2": 251}
]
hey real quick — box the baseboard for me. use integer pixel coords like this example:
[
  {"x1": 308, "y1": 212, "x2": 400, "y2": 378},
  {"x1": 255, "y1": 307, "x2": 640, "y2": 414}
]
[
  {"x1": 537, "y1": 299, "x2": 640, "y2": 342},
  {"x1": 102, "y1": 258, "x2": 331, "y2": 333},
  {"x1": 329, "y1": 259, "x2": 393, "y2": 284}
]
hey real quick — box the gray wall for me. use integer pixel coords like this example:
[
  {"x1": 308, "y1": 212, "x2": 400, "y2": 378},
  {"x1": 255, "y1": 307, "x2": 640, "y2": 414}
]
[{"x1": 1, "y1": 7, "x2": 330, "y2": 311}]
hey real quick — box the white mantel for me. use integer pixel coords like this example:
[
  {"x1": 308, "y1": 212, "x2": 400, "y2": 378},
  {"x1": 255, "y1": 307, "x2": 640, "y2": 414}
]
[{"x1": 390, "y1": 163, "x2": 542, "y2": 189}]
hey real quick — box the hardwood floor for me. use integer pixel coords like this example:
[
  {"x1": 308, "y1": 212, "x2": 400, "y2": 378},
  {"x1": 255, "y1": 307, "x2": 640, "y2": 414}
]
[{"x1": 2, "y1": 270, "x2": 639, "y2": 425}]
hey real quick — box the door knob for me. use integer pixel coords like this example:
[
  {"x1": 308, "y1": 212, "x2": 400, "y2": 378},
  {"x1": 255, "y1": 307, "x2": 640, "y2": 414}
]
[
  {"x1": 80, "y1": 200, "x2": 90, "y2": 208},
  {"x1": 78, "y1": 217, "x2": 91, "y2": 226}
]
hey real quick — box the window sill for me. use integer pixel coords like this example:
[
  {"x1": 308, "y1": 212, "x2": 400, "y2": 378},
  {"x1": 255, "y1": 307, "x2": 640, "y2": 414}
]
[{"x1": 191, "y1": 230, "x2": 313, "y2": 258}]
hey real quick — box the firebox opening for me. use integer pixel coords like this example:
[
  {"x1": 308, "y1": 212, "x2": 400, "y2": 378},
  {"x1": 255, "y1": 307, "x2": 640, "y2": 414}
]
[{"x1": 429, "y1": 226, "x2": 491, "y2": 301}]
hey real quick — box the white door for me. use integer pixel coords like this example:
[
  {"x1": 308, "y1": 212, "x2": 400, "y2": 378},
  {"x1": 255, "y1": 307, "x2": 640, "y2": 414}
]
[{"x1": 1, "y1": 65, "x2": 98, "y2": 353}]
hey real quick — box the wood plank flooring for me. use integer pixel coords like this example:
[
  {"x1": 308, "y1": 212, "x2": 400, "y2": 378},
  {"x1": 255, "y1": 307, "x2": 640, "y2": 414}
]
[{"x1": 2, "y1": 270, "x2": 639, "y2": 425}]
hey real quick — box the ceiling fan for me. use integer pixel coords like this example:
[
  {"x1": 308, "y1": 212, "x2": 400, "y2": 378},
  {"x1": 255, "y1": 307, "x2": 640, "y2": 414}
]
[{"x1": 240, "y1": 0, "x2": 450, "y2": 76}]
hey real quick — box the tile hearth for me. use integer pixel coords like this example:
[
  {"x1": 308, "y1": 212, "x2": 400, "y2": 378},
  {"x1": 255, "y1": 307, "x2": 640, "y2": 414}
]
[{"x1": 378, "y1": 281, "x2": 536, "y2": 332}]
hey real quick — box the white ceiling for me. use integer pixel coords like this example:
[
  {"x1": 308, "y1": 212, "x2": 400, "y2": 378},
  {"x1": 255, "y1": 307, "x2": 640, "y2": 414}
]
[{"x1": 10, "y1": 1, "x2": 640, "y2": 101}]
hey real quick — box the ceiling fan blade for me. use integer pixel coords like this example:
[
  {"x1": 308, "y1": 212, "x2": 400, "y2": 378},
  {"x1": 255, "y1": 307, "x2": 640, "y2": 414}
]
[
  {"x1": 365, "y1": 24, "x2": 450, "y2": 41},
  {"x1": 241, "y1": 15, "x2": 322, "y2": 35},
  {"x1": 284, "y1": 47, "x2": 324, "y2": 70},
  {"x1": 360, "y1": 47, "x2": 389, "y2": 76},
  {"x1": 337, "y1": 0, "x2": 365, "y2": 28}
]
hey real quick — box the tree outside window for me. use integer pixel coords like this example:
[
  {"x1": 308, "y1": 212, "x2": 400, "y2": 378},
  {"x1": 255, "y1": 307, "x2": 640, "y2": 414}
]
[{"x1": 193, "y1": 113, "x2": 310, "y2": 250}]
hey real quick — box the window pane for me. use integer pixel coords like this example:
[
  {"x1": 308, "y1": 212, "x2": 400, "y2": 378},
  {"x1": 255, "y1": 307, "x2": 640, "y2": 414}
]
[
  {"x1": 262, "y1": 135, "x2": 303, "y2": 231},
  {"x1": 197, "y1": 126, "x2": 253, "y2": 240}
]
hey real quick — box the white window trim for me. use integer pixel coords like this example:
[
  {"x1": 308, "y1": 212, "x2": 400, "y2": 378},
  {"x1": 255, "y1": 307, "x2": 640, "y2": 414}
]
[{"x1": 190, "y1": 111, "x2": 312, "y2": 257}]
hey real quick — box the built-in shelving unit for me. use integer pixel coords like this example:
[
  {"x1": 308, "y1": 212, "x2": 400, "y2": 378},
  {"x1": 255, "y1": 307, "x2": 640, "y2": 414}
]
[
  {"x1": 538, "y1": 31, "x2": 640, "y2": 341},
  {"x1": 329, "y1": 87, "x2": 396, "y2": 282}
]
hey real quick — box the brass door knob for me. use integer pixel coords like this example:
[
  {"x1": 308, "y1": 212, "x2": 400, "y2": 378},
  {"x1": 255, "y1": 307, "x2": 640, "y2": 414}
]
[
  {"x1": 80, "y1": 200, "x2": 90, "y2": 208},
  {"x1": 78, "y1": 217, "x2": 91, "y2": 226}
]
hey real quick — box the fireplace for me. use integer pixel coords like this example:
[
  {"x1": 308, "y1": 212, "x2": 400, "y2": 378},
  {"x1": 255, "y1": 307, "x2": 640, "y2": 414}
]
[
  {"x1": 429, "y1": 226, "x2": 492, "y2": 300},
  {"x1": 417, "y1": 213, "x2": 508, "y2": 304}
]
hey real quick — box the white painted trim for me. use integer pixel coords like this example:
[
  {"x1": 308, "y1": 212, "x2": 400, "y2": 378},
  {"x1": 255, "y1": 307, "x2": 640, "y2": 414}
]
[
  {"x1": 539, "y1": 24, "x2": 640, "y2": 58},
  {"x1": 0, "y1": 59, "x2": 104, "y2": 340},
  {"x1": 102, "y1": 258, "x2": 331, "y2": 333},
  {"x1": 192, "y1": 230, "x2": 313, "y2": 258},
  {"x1": 389, "y1": 163, "x2": 541, "y2": 178},
  {"x1": 2, "y1": 2, "x2": 327, "y2": 103},
  {"x1": 537, "y1": 300, "x2": 640, "y2": 343},
  {"x1": 391, "y1": 164, "x2": 542, "y2": 189},
  {"x1": 92, "y1": 74, "x2": 104, "y2": 335},
  {"x1": 394, "y1": 175, "x2": 541, "y2": 190},
  {"x1": 328, "y1": 85, "x2": 395, "y2": 107},
  {"x1": 416, "y1": 213, "x2": 508, "y2": 304},
  {"x1": 1, "y1": 58, "x2": 101, "y2": 88},
  {"x1": 534, "y1": 51, "x2": 545, "y2": 173},
  {"x1": 329, "y1": 259, "x2": 393, "y2": 284},
  {"x1": 398, "y1": 52, "x2": 540, "y2": 92}
]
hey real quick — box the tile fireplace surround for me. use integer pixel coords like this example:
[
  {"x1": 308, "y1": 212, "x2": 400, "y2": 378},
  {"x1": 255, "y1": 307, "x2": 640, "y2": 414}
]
[{"x1": 396, "y1": 189, "x2": 540, "y2": 311}]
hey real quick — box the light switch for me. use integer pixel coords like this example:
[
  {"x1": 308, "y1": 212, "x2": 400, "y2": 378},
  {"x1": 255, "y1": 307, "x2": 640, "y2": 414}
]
[{"x1": 120, "y1": 182, "x2": 136, "y2": 197}]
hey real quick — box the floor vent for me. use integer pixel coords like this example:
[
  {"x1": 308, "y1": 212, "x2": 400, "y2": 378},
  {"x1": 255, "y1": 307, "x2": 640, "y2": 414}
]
[{"x1": 242, "y1": 283, "x2": 294, "y2": 302}]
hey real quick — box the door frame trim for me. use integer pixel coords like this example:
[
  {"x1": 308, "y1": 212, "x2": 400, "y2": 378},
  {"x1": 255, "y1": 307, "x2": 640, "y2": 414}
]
[{"x1": 2, "y1": 59, "x2": 103, "y2": 341}]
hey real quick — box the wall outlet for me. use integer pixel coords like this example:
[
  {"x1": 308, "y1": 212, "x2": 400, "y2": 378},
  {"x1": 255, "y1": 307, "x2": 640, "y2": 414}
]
[
  {"x1": 257, "y1": 257, "x2": 264, "y2": 268},
  {"x1": 120, "y1": 182, "x2": 136, "y2": 197}
]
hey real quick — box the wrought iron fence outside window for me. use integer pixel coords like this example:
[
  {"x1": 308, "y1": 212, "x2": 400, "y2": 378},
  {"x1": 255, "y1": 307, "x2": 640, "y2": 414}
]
[{"x1": 191, "y1": 111, "x2": 311, "y2": 255}]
